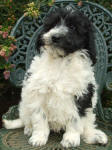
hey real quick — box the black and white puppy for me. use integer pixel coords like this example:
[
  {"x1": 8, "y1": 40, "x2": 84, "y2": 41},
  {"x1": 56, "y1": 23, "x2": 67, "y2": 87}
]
[{"x1": 3, "y1": 8, "x2": 108, "y2": 147}]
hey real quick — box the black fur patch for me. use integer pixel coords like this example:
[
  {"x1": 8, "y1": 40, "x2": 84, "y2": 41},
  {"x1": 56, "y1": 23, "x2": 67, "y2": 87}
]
[{"x1": 75, "y1": 84, "x2": 95, "y2": 117}]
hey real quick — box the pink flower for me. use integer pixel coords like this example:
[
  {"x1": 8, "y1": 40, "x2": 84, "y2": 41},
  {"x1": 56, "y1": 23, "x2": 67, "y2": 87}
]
[
  {"x1": 0, "y1": 25, "x2": 2, "y2": 29},
  {"x1": 2, "y1": 32, "x2": 8, "y2": 39},
  {"x1": 10, "y1": 43, "x2": 14, "y2": 47},
  {"x1": 0, "y1": 50, "x2": 6, "y2": 57},
  {"x1": 13, "y1": 45, "x2": 17, "y2": 49},
  {"x1": 4, "y1": 56, "x2": 9, "y2": 62},
  {"x1": 10, "y1": 43, "x2": 17, "y2": 50},
  {"x1": 3, "y1": 70, "x2": 10, "y2": 80},
  {"x1": 10, "y1": 64, "x2": 15, "y2": 68},
  {"x1": 9, "y1": 47, "x2": 14, "y2": 51},
  {"x1": 8, "y1": 26, "x2": 12, "y2": 30},
  {"x1": 0, "y1": 31, "x2": 3, "y2": 35},
  {"x1": 78, "y1": 1, "x2": 83, "y2": 6},
  {"x1": 8, "y1": 18, "x2": 11, "y2": 21}
]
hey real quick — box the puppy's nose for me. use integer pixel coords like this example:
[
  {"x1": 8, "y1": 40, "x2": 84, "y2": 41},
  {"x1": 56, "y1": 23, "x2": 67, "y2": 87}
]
[{"x1": 52, "y1": 36, "x2": 61, "y2": 43}]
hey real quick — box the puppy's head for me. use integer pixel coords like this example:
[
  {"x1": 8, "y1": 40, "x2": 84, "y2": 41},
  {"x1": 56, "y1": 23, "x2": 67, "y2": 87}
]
[{"x1": 36, "y1": 8, "x2": 96, "y2": 65}]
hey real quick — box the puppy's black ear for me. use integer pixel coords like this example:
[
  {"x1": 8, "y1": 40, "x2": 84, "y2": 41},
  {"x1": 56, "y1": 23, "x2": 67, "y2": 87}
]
[
  {"x1": 77, "y1": 12, "x2": 97, "y2": 65},
  {"x1": 87, "y1": 24, "x2": 97, "y2": 65}
]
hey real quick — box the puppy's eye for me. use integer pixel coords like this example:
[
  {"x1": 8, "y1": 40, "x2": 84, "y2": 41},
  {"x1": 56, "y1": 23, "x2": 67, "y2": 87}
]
[{"x1": 69, "y1": 24, "x2": 76, "y2": 30}]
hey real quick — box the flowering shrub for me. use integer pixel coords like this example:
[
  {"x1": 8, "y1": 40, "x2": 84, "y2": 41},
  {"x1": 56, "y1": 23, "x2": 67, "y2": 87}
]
[
  {"x1": 0, "y1": 27, "x2": 16, "y2": 79},
  {"x1": 24, "y1": 0, "x2": 55, "y2": 18},
  {"x1": 24, "y1": 2, "x2": 40, "y2": 17},
  {"x1": 0, "y1": 25, "x2": 17, "y2": 80},
  {"x1": 0, "y1": 0, "x2": 55, "y2": 80},
  {"x1": 0, "y1": 0, "x2": 28, "y2": 80}
]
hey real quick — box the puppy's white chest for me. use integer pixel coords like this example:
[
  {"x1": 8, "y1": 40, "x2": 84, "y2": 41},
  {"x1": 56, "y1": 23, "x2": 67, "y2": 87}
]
[
  {"x1": 29, "y1": 51, "x2": 93, "y2": 96},
  {"x1": 36, "y1": 55, "x2": 71, "y2": 89},
  {"x1": 42, "y1": 58, "x2": 74, "y2": 92}
]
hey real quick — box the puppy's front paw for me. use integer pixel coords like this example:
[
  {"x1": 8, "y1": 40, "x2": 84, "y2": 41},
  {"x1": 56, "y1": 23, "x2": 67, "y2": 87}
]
[
  {"x1": 28, "y1": 132, "x2": 48, "y2": 147},
  {"x1": 84, "y1": 129, "x2": 108, "y2": 145},
  {"x1": 61, "y1": 132, "x2": 80, "y2": 148}
]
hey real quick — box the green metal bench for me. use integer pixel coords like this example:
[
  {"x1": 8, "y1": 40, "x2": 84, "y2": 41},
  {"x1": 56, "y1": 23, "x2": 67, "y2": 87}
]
[{"x1": 0, "y1": 0, "x2": 112, "y2": 150}]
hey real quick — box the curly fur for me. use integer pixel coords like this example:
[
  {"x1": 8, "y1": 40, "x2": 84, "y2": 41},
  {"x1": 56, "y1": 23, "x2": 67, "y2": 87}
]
[{"x1": 3, "y1": 7, "x2": 108, "y2": 148}]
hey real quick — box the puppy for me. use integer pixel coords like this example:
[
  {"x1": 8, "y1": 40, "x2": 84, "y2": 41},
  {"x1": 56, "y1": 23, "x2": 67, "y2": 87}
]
[{"x1": 3, "y1": 8, "x2": 108, "y2": 148}]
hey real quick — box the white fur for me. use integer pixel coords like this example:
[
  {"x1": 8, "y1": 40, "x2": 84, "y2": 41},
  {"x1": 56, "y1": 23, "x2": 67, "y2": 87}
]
[
  {"x1": 3, "y1": 119, "x2": 23, "y2": 129},
  {"x1": 3, "y1": 46, "x2": 108, "y2": 147}
]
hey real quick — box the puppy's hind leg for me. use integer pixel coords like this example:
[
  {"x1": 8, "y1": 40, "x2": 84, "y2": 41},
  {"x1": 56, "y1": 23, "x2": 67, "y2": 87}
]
[
  {"x1": 3, "y1": 119, "x2": 24, "y2": 129},
  {"x1": 29, "y1": 108, "x2": 50, "y2": 147},
  {"x1": 82, "y1": 109, "x2": 108, "y2": 145}
]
